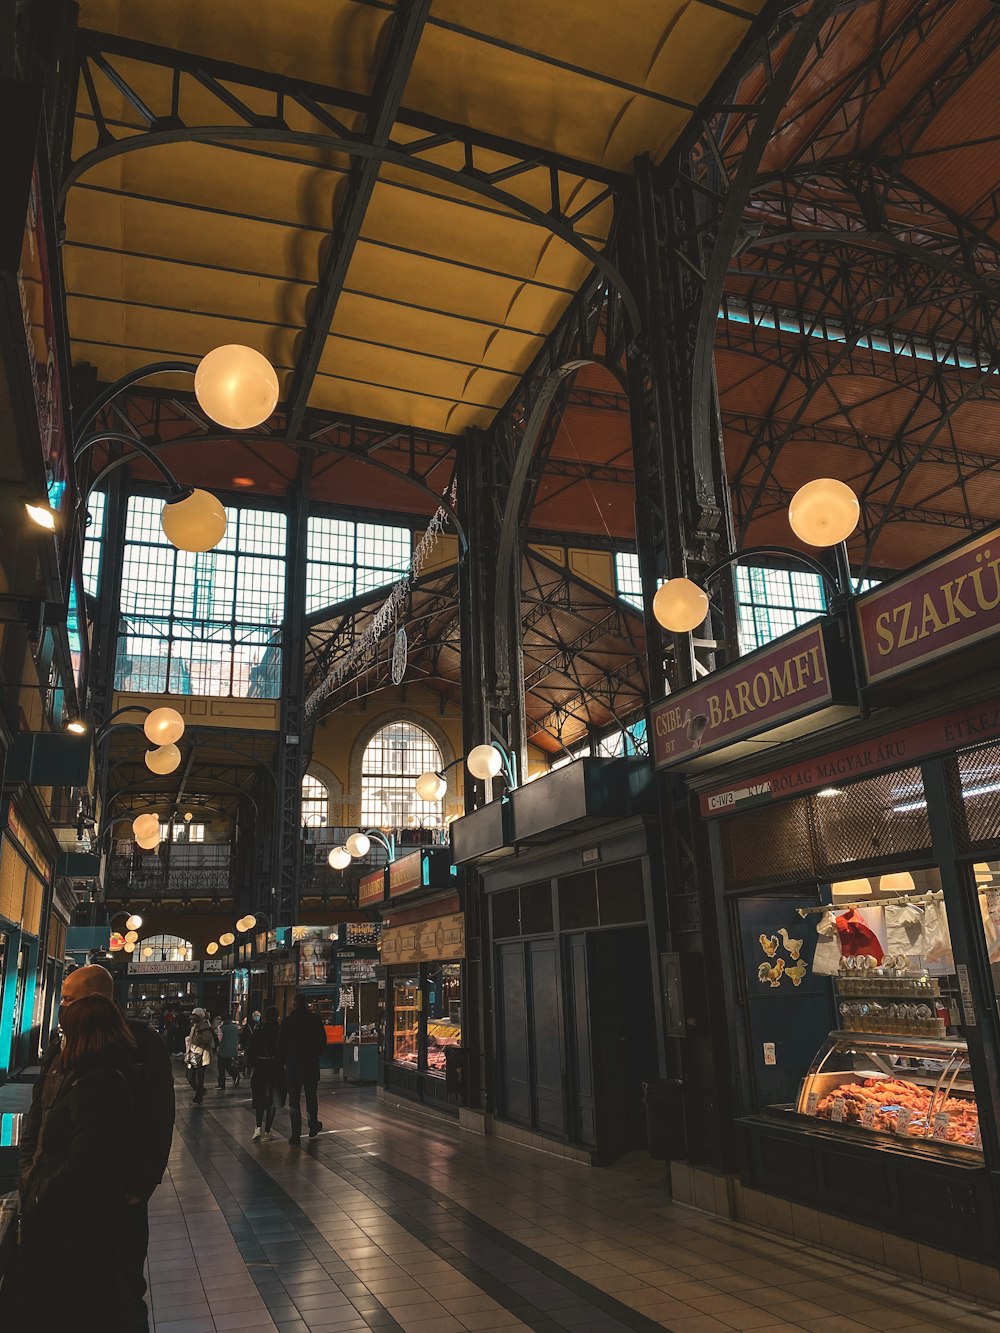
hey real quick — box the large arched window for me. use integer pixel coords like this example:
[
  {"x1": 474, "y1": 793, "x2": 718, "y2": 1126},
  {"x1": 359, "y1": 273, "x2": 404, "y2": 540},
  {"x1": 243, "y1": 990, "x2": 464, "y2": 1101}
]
[
  {"x1": 301, "y1": 774, "x2": 329, "y2": 827},
  {"x1": 361, "y1": 722, "x2": 443, "y2": 828},
  {"x1": 139, "y1": 934, "x2": 193, "y2": 963}
]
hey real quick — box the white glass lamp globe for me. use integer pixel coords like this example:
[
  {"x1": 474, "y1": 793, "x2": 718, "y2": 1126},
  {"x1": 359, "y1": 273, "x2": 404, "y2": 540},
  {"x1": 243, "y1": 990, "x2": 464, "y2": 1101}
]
[
  {"x1": 126, "y1": 913, "x2": 143, "y2": 930},
  {"x1": 195, "y1": 344, "x2": 279, "y2": 430},
  {"x1": 345, "y1": 833, "x2": 370, "y2": 858},
  {"x1": 124, "y1": 929, "x2": 139, "y2": 943},
  {"x1": 467, "y1": 744, "x2": 503, "y2": 782},
  {"x1": 132, "y1": 812, "x2": 159, "y2": 840},
  {"x1": 143, "y1": 707, "x2": 185, "y2": 746},
  {"x1": 788, "y1": 478, "x2": 860, "y2": 547},
  {"x1": 123, "y1": 940, "x2": 135, "y2": 953},
  {"x1": 206, "y1": 941, "x2": 219, "y2": 956},
  {"x1": 652, "y1": 579, "x2": 709, "y2": 634},
  {"x1": 142, "y1": 947, "x2": 153, "y2": 958},
  {"x1": 328, "y1": 846, "x2": 352, "y2": 870},
  {"x1": 242, "y1": 914, "x2": 257, "y2": 931},
  {"x1": 415, "y1": 771, "x2": 447, "y2": 802},
  {"x1": 160, "y1": 489, "x2": 227, "y2": 553},
  {"x1": 145, "y1": 743, "x2": 181, "y2": 775},
  {"x1": 135, "y1": 829, "x2": 161, "y2": 850},
  {"x1": 219, "y1": 932, "x2": 235, "y2": 947}
]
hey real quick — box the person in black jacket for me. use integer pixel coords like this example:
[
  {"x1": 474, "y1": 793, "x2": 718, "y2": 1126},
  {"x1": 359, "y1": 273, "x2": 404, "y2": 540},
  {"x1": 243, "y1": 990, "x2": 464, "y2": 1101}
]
[
  {"x1": 3, "y1": 994, "x2": 139, "y2": 1332},
  {"x1": 17, "y1": 964, "x2": 175, "y2": 1333},
  {"x1": 249, "y1": 1005, "x2": 284, "y2": 1142},
  {"x1": 278, "y1": 992, "x2": 327, "y2": 1145}
]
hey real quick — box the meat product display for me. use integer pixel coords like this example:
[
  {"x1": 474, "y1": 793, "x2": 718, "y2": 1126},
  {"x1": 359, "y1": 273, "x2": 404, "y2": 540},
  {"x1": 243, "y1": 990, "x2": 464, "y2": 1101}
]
[{"x1": 813, "y1": 1075, "x2": 979, "y2": 1145}]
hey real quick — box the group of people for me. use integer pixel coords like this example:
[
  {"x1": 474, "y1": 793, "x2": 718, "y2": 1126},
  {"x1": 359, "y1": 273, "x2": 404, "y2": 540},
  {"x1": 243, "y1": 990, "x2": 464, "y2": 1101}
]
[
  {"x1": 0, "y1": 968, "x2": 329, "y2": 1332},
  {"x1": 184, "y1": 995, "x2": 327, "y2": 1145}
]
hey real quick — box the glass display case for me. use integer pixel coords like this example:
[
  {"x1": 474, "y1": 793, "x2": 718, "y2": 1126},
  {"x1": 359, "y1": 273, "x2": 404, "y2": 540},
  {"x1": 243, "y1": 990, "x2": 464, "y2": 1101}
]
[
  {"x1": 796, "y1": 1031, "x2": 981, "y2": 1155},
  {"x1": 392, "y1": 975, "x2": 420, "y2": 1066},
  {"x1": 425, "y1": 962, "x2": 461, "y2": 1075}
]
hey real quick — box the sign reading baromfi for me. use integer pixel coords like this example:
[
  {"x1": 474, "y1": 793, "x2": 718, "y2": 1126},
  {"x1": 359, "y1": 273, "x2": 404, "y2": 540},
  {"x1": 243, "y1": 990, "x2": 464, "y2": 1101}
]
[
  {"x1": 857, "y1": 527, "x2": 1000, "y2": 685},
  {"x1": 650, "y1": 621, "x2": 855, "y2": 772}
]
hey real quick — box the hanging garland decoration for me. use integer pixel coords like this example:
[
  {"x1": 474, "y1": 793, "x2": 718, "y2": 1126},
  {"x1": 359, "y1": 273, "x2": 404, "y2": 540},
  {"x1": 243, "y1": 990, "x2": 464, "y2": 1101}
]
[{"x1": 305, "y1": 480, "x2": 457, "y2": 719}]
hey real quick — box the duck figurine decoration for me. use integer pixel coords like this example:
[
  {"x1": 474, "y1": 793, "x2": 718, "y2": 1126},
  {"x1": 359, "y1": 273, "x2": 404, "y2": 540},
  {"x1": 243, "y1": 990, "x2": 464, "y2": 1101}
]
[
  {"x1": 759, "y1": 933, "x2": 779, "y2": 958},
  {"x1": 777, "y1": 927, "x2": 803, "y2": 960},
  {"x1": 757, "y1": 958, "x2": 785, "y2": 987}
]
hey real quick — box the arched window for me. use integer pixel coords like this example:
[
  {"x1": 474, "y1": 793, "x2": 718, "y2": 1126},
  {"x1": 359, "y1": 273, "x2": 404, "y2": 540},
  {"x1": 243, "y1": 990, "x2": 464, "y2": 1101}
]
[
  {"x1": 301, "y1": 774, "x2": 328, "y2": 827},
  {"x1": 361, "y1": 722, "x2": 443, "y2": 828},
  {"x1": 139, "y1": 934, "x2": 193, "y2": 963}
]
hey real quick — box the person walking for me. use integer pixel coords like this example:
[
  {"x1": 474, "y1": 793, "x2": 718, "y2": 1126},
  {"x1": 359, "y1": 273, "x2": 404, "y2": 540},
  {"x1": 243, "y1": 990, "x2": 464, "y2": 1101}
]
[
  {"x1": 216, "y1": 1014, "x2": 241, "y2": 1089},
  {"x1": 3, "y1": 994, "x2": 140, "y2": 1332},
  {"x1": 248, "y1": 1005, "x2": 284, "y2": 1142},
  {"x1": 14, "y1": 963, "x2": 174, "y2": 1333},
  {"x1": 186, "y1": 1007, "x2": 215, "y2": 1104},
  {"x1": 239, "y1": 1007, "x2": 261, "y2": 1076},
  {"x1": 278, "y1": 992, "x2": 327, "y2": 1146}
]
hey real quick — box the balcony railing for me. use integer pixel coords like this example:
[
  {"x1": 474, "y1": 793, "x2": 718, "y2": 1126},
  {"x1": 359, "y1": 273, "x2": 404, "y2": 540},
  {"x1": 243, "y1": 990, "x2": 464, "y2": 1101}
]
[{"x1": 107, "y1": 840, "x2": 232, "y2": 902}]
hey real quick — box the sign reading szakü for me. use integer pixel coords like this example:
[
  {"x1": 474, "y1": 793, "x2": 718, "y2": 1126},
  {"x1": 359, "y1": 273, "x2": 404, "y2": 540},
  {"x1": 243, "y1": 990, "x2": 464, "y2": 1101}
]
[
  {"x1": 650, "y1": 621, "x2": 854, "y2": 772},
  {"x1": 856, "y1": 527, "x2": 1000, "y2": 685}
]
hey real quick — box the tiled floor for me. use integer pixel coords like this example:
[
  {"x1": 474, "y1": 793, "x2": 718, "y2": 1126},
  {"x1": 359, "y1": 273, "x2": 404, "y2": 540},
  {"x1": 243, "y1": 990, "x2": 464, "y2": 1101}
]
[{"x1": 146, "y1": 1072, "x2": 1000, "y2": 1333}]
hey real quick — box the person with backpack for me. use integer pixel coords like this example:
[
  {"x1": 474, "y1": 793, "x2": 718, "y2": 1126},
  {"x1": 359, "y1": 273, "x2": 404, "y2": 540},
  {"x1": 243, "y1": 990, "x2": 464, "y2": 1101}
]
[
  {"x1": 14, "y1": 964, "x2": 175, "y2": 1333},
  {"x1": 248, "y1": 1005, "x2": 285, "y2": 1142},
  {"x1": 186, "y1": 1008, "x2": 215, "y2": 1104},
  {"x1": 278, "y1": 993, "x2": 327, "y2": 1145}
]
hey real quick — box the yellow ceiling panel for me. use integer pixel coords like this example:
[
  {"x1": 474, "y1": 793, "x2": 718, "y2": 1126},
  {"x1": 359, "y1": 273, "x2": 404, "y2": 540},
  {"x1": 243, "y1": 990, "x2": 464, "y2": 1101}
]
[
  {"x1": 64, "y1": 249, "x2": 309, "y2": 329},
  {"x1": 317, "y1": 337, "x2": 518, "y2": 406},
  {"x1": 66, "y1": 190, "x2": 324, "y2": 282},
  {"x1": 77, "y1": 0, "x2": 387, "y2": 91},
  {"x1": 307, "y1": 373, "x2": 492, "y2": 435}
]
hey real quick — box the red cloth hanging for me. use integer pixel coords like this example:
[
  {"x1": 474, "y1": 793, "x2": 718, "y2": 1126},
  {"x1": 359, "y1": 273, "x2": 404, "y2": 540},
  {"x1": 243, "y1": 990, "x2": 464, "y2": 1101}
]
[{"x1": 834, "y1": 907, "x2": 885, "y2": 962}]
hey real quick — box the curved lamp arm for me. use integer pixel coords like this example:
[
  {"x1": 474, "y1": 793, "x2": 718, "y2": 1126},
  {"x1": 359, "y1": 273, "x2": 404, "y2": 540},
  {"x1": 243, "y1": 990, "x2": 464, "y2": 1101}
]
[
  {"x1": 75, "y1": 361, "x2": 198, "y2": 439},
  {"x1": 76, "y1": 431, "x2": 187, "y2": 499},
  {"x1": 701, "y1": 545, "x2": 844, "y2": 599}
]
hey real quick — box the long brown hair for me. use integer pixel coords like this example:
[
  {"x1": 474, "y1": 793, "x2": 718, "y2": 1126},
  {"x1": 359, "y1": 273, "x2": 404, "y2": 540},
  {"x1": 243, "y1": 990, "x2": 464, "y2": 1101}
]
[{"x1": 60, "y1": 994, "x2": 135, "y2": 1070}]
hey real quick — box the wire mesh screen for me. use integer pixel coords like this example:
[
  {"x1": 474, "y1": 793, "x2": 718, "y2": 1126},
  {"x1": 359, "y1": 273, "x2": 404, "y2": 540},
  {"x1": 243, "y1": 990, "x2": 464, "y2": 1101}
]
[
  {"x1": 954, "y1": 741, "x2": 1000, "y2": 849},
  {"x1": 722, "y1": 797, "x2": 815, "y2": 889},
  {"x1": 811, "y1": 767, "x2": 931, "y2": 874}
]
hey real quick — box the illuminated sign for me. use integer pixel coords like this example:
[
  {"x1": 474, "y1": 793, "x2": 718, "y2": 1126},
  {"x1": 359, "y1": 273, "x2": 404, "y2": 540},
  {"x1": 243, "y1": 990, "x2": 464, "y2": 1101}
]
[{"x1": 357, "y1": 868, "x2": 386, "y2": 907}]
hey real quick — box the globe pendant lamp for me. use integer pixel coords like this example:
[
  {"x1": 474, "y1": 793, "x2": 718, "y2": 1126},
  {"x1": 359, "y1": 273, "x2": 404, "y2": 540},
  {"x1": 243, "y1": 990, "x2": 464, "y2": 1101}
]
[
  {"x1": 143, "y1": 707, "x2": 185, "y2": 746},
  {"x1": 467, "y1": 744, "x2": 503, "y2": 782},
  {"x1": 652, "y1": 578, "x2": 710, "y2": 634},
  {"x1": 124, "y1": 929, "x2": 139, "y2": 943},
  {"x1": 123, "y1": 940, "x2": 135, "y2": 953},
  {"x1": 126, "y1": 914, "x2": 143, "y2": 931},
  {"x1": 136, "y1": 830, "x2": 161, "y2": 851},
  {"x1": 145, "y1": 743, "x2": 181, "y2": 775},
  {"x1": 219, "y1": 932, "x2": 235, "y2": 947},
  {"x1": 160, "y1": 489, "x2": 227, "y2": 553},
  {"x1": 345, "y1": 833, "x2": 370, "y2": 858},
  {"x1": 328, "y1": 846, "x2": 352, "y2": 870},
  {"x1": 132, "y1": 812, "x2": 159, "y2": 840},
  {"x1": 206, "y1": 941, "x2": 219, "y2": 955},
  {"x1": 415, "y1": 771, "x2": 446, "y2": 802},
  {"x1": 194, "y1": 345, "x2": 279, "y2": 431},
  {"x1": 787, "y1": 478, "x2": 860, "y2": 548}
]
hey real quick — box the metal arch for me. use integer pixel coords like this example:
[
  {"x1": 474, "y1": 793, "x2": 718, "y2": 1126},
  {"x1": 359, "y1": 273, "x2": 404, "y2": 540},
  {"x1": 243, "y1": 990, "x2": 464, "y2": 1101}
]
[
  {"x1": 689, "y1": 0, "x2": 839, "y2": 502},
  {"x1": 60, "y1": 125, "x2": 641, "y2": 336},
  {"x1": 83, "y1": 429, "x2": 469, "y2": 551}
]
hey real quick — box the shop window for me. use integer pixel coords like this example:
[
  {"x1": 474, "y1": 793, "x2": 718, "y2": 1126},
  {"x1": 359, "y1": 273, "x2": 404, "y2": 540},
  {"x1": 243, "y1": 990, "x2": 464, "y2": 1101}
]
[
  {"x1": 597, "y1": 861, "x2": 645, "y2": 925},
  {"x1": 391, "y1": 975, "x2": 420, "y2": 1066},
  {"x1": 301, "y1": 774, "x2": 328, "y2": 828},
  {"x1": 723, "y1": 798, "x2": 814, "y2": 889},
  {"x1": 811, "y1": 768, "x2": 932, "y2": 872},
  {"x1": 492, "y1": 889, "x2": 521, "y2": 938},
  {"x1": 361, "y1": 721, "x2": 444, "y2": 829},
  {"x1": 425, "y1": 963, "x2": 461, "y2": 1076},
  {"x1": 520, "y1": 882, "x2": 554, "y2": 935},
  {"x1": 737, "y1": 865, "x2": 979, "y2": 1154},
  {"x1": 954, "y1": 740, "x2": 1000, "y2": 849},
  {"x1": 559, "y1": 871, "x2": 599, "y2": 930},
  {"x1": 115, "y1": 496, "x2": 286, "y2": 698}
]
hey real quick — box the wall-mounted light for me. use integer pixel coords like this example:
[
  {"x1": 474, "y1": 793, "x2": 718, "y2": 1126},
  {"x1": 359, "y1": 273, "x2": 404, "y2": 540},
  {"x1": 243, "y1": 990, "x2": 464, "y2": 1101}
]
[
  {"x1": 145, "y1": 744, "x2": 181, "y2": 775},
  {"x1": 194, "y1": 344, "x2": 279, "y2": 431},
  {"x1": 25, "y1": 502, "x2": 57, "y2": 530},
  {"x1": 787, "y1": 477, "x2": 860, "y2": 548},
  {"x1": 143, "y1": 707, "x2": 185, "y2": 746},
  {"x1": 328, "y1": 846, "x2": 352, "y2": 870}
]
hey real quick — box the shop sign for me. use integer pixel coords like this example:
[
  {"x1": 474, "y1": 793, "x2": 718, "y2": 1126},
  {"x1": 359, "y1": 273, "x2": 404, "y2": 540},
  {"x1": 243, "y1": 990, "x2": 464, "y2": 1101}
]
[
  {"x1": 341, "y1": 958, "x2": 377, "y2": 983},
  {"x1": 857, "y1": 527, "x2": 1000, "y2": 685},
  {"x1": 272, "y1": 961, "x2": 296, "y2": 985},
  {"x1": 650, "y1": 622, "x2": 852, "y2": 771},
  {"x1": 357, "y1": 868, "x2": 386, "y2": 907},
  {"x1": 202, "y1": 960, "x2": 228, "y2": 973},
  {"x1": 299, "y1": 937, "x2": 332, "y2": 985},
  {"x1": 388, "y1": 851, "x2": 424, "y2": 898},
  {"x1": 128, "y1": 960, "x2": 199, "y2": 974},
  {"x1": 379, "y1": 912, "x2": 465, "y2": 965},
  {"x1": 700, "y1": 691, "x2": 1000, "y2": 816}
]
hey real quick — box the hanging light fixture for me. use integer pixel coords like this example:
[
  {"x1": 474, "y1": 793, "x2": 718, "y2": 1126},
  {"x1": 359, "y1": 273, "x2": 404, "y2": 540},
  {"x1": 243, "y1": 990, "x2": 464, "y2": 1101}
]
[
  {"x1": 975, "y1": 862, "x2": 993, "y2": 882},
  {"x1": 328, "y1": 846, "x2": 352, "y2": 870},
  {"x1": 194, "y1": 344, "x2": 279, "y2": 431},
  {"x1": 467, "y1": 745, "x2": 503, "y2": 782},
  {"x1": 880, "y1": 870, "x2": 915, "y2": 893},
  {"x1": 206, "y1": 941, "x2": 219, "y2": 956},
  {"x1": 219, "y1": 932, "x2": 235, "y2": 947},
  {"x1": 143, "y1": 707, "x2": 185, "y2": 746},
  {"x1": 652, "y1": 578, "x2": 710, "y2": 634},
  {"x1": 415, "y1": 771, "x2": 447, "y2": 802},
  {"x1": 145, "y1": 743, "x2": 181, "y2": 775},
  {"x1": 160, "y1": 489, "x2": 228, "y2": 553},
  {"x1": 236, "y1": 915, "x2": 255, "y2": 932},
  {"x1": 25, "y1": 501, "x2": 57, "y2": 530},
  {"x1": 184, "y1": 811, "x2": 194, "y2": 822},
  {"x1": 787, "y1": 478, "x2": 860, "y2": 548},
  {"x1": 135, "y1": 829, "x2": 161, "y2": 851},
  {"x1": 65, "y1": 717, "x2": 87, "y2": 735},
  {"x1": 831, "y1": 877, "x2": 872, "y2": 898},
  {"x1": 126, "y1": 914, "x2": 143, "y2": 931},
  {"x1": 124, "y1": 929, "x2": 139, "y2": 943},
  {"x1": 123, "y1": 940, "x2": 136, "y2": 954},
  {"x1": 142, "y1": 946, "x2": 154, "y2": 958},
  {"x1": 345, "y1": 833, "x2": 371, "y2": 858},
  {"x1": 132, "y1": 813, "x2": 160, "y2": 840}
]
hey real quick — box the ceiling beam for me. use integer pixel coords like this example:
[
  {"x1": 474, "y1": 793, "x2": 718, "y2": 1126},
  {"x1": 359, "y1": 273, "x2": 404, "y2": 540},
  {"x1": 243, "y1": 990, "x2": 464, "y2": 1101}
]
[{"x1": 284, "y1": 0, "x2": 432, "y2": 437}]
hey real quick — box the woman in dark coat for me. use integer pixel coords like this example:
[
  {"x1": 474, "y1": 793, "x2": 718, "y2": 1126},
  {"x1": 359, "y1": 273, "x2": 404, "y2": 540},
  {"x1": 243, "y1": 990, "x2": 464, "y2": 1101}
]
[
  {"x1": 3, "y1": 993, "x2": 138, "y2": 1332},
  {"x1": 249, "y1": 1005, "x2": 285, "y2": 1142}
]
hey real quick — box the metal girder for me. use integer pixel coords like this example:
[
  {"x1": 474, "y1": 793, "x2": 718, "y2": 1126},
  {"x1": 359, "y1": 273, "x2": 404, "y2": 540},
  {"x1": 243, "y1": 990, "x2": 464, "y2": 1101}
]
[{"x1": 284, "y1": 0, "x2": 431, "y2": 436}]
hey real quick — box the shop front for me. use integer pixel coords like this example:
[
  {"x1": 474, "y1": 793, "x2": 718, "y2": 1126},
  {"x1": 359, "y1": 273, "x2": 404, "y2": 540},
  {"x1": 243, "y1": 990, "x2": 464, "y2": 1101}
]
[
  {"x1": 377, "y1": 848, "x2": 465, "y2": 1113},
  {"x1": 654, "y1": 526, "x2": 1000, "y2": 1276}
]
